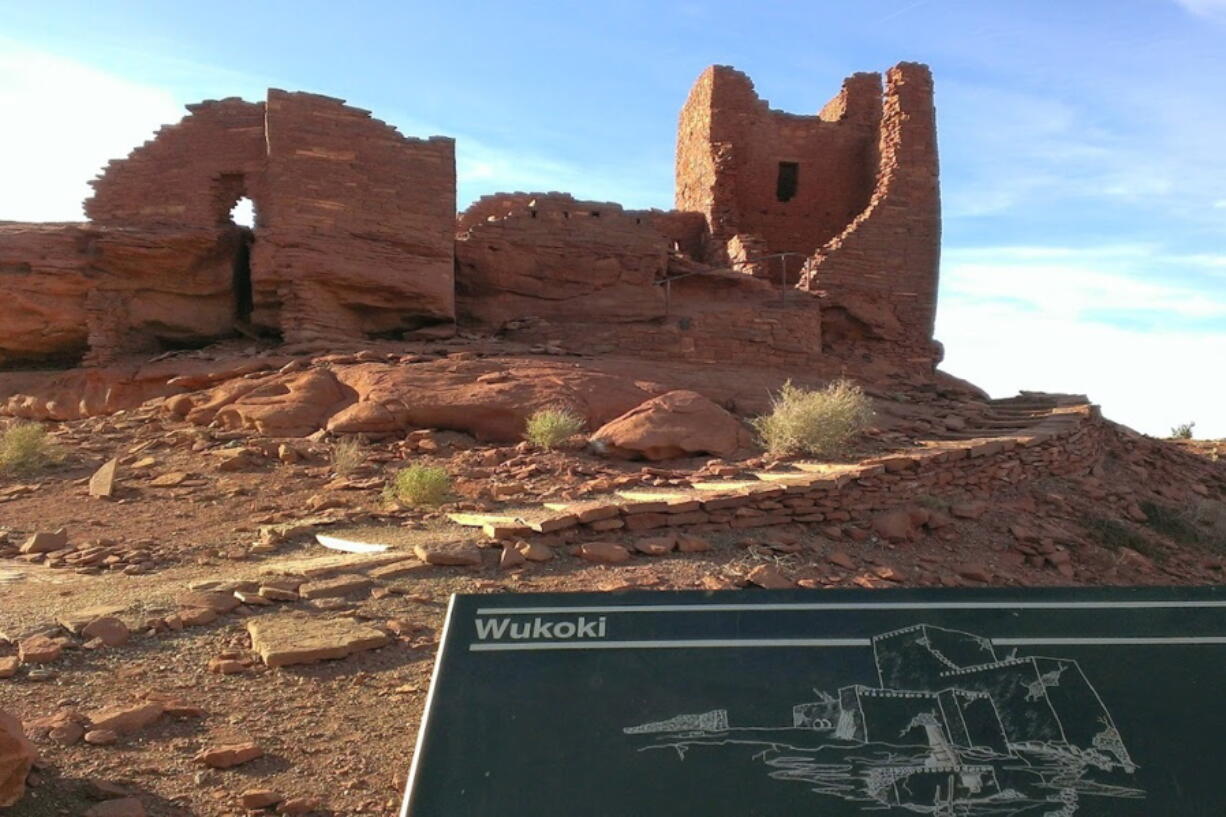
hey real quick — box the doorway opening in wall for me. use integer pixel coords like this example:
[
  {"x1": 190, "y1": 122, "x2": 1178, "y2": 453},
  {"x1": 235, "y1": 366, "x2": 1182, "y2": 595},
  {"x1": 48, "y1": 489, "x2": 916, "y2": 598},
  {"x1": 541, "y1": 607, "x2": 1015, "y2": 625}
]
[
  {"x1": 776, "y1": 161, "x2": 799, "y2": 202},
  {"x1": 228, "y1": 196, "x2": 255, "y2": 324}
]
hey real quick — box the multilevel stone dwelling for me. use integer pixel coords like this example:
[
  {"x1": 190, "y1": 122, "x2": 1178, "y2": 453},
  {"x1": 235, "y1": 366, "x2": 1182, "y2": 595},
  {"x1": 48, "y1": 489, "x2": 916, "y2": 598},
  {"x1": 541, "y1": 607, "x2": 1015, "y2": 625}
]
[{"x1": 1, "y1": 62, "x2": 940, "y2": 371}]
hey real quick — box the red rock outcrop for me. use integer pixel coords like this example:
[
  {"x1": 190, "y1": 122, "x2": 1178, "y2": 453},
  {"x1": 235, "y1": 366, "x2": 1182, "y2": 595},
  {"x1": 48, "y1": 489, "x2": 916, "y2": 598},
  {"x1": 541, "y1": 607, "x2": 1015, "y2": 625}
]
[
  {"x1": 168, "y1": 359, "x2": 664, "y2": 440},
  {"x1": 0, "y1": 708, "x2": 36, "y2": 807},
  {"x1": 1, "y1": 222, "x2": 246, "y2": 366},
  {"x1": 591, "y1": 389, "x2": 753, "y2": 460}
]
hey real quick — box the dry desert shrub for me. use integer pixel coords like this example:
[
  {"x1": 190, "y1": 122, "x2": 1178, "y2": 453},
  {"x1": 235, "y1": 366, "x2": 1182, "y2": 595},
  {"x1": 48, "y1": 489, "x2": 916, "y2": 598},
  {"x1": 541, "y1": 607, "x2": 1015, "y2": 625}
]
[
  {"x1": 330, "y1": 435, "x2": 367, "y2": 475},
  {"x1": 0, "y1": 421, "x2": 61, "y2": 475},
  {"x1": 752, "y1": 379, "x2": 874, "y2": 457},
  {"x1": 524, "y1": 406, "x2": 586, "y2": 450},
  {"x1": 384, "y1": 463, "x2": 451, "y2": 507}
]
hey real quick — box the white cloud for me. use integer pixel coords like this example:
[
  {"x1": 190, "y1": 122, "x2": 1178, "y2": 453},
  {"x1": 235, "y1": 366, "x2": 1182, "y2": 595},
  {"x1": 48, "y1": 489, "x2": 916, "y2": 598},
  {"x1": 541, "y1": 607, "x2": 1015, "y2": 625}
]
[
  {"x1": 0, "y1": 44, "x2": 185, "y2": 222},
  {"x1": 1174, "y1": 0, "x2": 1226, "y2": 18},
  {"x1": 938, "y1": 245, "x2": 1226, "y2": 438}
]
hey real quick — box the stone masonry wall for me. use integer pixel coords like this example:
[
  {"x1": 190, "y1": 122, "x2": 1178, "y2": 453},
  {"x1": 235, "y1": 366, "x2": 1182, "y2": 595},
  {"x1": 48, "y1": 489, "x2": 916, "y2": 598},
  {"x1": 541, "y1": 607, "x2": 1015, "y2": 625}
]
[
  {"x1": 85, "y1": 99, "x2": 268, "y2": 227},
  {"x1": 801, "y1": 63, "x2": 941, "y2": 366},
  {"x1": 456, "y1": 194, "x2": 669, "y2": 326},
  {"x1": 253, "y1": 90, "x2": 456, "y2": 341},
  {"x1": 676, "y1": 67, "x2": 881, "y2": 266},
  {"x1": 497, "y1": 404, "x2": 1109, "y2": 546}
]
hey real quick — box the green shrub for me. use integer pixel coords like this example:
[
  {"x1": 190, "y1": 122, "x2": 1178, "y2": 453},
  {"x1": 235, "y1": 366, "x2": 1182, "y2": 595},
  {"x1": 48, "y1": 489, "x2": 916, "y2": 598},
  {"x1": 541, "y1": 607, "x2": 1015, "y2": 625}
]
[
  {"x1": 383, "y1": 463, "x2": 451, "y2": 507},
  {"x1": 524, "y1": 406, "x2": 585, "y2": 450},
  {"x1": 751, "y1": 379, "x2": 874, "y2": 457},
  {"x1": 1169, "y1": 421, "x2": 1196, "y2": 439},
  {"x1": 0, "y1": 422, "x2": 60, "y2": 474},
  {"x1": 330, "y1": 435, "x2": 367, "y2": 475}
]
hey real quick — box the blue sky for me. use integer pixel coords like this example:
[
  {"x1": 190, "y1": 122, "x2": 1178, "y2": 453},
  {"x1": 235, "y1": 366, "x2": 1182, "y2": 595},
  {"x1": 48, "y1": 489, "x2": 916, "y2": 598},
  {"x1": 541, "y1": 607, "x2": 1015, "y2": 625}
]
[{"x1": 1, "y1": 0, "x2": 1223, "y2": 436}]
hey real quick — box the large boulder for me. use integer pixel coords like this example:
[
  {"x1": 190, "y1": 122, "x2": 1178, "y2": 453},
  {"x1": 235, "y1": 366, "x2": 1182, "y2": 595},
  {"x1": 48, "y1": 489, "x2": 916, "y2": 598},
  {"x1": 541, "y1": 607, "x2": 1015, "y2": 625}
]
[
  {"x1": 590, "y1": 390, "x2": 752, "y2": 460},
  {"x1": 0, "y1": 708, "x2": 36, "y2": 807}
]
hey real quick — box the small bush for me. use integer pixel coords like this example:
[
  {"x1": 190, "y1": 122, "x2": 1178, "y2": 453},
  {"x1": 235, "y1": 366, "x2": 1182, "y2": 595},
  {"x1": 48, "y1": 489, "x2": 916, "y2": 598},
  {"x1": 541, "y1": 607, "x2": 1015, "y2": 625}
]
[
  {"x1": 751, "y1": 379, "x2": 874, "y2": 458},
  {"x1": 0, "y1": 422, "x2": 60, "y2": 474},
  {"x1": 1140, "y1": 501, "x2": 1203, "y2": 546},
  {"x1": 1169, "y1": 421, "x2": 1196, "y2": 439},
  {"x1": 524, "y1": 406, "x2": 585, "y2": 450},
  {"x1": 1083, "y1": 515, "x2": 1160, "y2": 559},
  {"x1": 331, "y1": 436, "x2": 367, "y2": 475},
  {"x1": 384, "y1": 463, "x2": 451, "y2": 507}
]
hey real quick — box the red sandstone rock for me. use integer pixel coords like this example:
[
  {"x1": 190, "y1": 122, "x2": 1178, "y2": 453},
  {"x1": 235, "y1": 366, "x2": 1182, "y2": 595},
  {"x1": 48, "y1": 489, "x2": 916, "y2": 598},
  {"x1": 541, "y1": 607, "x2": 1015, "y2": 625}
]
[
  {"x1": 196, "y1": 741, "x2": 263, "y2": 769},
  {"x1": 871, "y1": 510, "x2": 915, "y2": 542},
  {"x1": 80, "y1": 617, "x2": 130, "y2": 647},
  {"x1": 85, "y1": 702, "x2": 164, "y2": 736},
  {"x1": 0, "y1": 709, "x2": 35, "y2": 807},
  {"x1": 18, "y1": 635, "x2": 61, "y2": 664},
  {"x1": 747, "y1": 564, "x2": 794, "y2": 589},
  {"x1": 83, "y1": 798, "x2": 145, "y2": 817},
  {"x1": 591, "y1": 390, "x2": 752, "y2": 461},
  {"x1": 577, "y1": 542, "x2": 631, "y2": 564}
]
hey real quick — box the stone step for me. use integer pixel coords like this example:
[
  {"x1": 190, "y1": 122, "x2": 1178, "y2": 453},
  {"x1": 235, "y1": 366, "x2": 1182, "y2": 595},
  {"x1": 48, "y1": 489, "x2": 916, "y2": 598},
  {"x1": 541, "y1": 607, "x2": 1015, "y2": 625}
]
[{"x1": 689, "y1": 480, "x2": 762, "y2": 492}]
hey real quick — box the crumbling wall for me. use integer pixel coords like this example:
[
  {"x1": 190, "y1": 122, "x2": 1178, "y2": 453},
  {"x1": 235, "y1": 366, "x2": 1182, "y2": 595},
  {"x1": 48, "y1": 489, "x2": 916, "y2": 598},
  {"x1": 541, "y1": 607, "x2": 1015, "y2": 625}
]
[
  {"x1": 801, "y1": 63, "x2": 941, "y2": 365},
  {"x1": 456, "y1": 194, "x2": 668, "y2": 326},
  {"x1": 85, "y1": 98, "x2": 267, "y2": 227},
  {"x1": 676, "y1": 67, "x2": 881, "y2": 266},
  {"x1": 253, "y1": 90, "x2": 456, "y2": 341}
]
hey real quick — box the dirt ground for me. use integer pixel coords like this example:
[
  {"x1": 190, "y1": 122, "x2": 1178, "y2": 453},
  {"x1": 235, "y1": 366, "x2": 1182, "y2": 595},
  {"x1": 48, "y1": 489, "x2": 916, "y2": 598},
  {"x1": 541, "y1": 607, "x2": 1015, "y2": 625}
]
[{"x1": 2, "y1": 396, "x2": 1224, "y2": 817}]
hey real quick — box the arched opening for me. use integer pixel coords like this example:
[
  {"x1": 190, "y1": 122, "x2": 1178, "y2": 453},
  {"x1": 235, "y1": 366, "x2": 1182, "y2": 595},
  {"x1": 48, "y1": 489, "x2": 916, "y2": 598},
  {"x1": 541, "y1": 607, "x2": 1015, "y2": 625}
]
[{"x1": 228, "y1": 195, "x2": 256, "y2": 324}]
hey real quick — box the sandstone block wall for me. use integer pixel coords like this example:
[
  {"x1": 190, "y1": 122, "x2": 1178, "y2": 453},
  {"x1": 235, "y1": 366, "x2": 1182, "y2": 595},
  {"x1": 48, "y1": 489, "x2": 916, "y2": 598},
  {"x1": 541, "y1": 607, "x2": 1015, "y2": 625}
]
[
  {"x1": 676, "y1": 67, "x2": 881, "y2": 266},
  {"x1": 85, "y1": 99, "x2": 268, "y2": 227},
  {"x1": 456, "y1": 194, "x2": 669, "y2": 326},
  {"x1": 253, "y1": 91, "x2": 456, "y2": 342},
  {"x1": 801, "y1": 63, "x2": 942, "y2": 365}
]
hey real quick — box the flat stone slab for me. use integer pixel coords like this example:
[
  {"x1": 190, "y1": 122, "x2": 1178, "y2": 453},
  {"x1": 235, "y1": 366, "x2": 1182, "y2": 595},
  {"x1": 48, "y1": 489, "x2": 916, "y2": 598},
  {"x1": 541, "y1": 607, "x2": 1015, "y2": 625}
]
[
  {"x1": 247, "y1": 614, "x2": 390, "y2": 668},
  {"x1": 257, "y1": 551, "x2": 412, "y2": 579},
  {"x1": 58, "y1": 604, "x2": 128, "y2": 635}
]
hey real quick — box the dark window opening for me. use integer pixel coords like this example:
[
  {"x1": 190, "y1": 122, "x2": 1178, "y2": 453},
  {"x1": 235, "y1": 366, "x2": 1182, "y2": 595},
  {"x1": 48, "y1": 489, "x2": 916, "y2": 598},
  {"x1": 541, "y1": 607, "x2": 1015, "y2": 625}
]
[
  {"x1": 776, "y1": 161, "x2": 799, "y2": 202},
  {"x1": 232, "y1": 229, "x2": 254, "y2": 323}
]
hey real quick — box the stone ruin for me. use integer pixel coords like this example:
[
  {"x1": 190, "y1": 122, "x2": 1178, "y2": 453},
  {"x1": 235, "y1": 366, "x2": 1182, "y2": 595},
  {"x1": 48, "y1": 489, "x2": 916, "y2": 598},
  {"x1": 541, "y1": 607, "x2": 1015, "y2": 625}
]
[{"x1": 0, "y1": 62, "x2": 940, "y2": 373}]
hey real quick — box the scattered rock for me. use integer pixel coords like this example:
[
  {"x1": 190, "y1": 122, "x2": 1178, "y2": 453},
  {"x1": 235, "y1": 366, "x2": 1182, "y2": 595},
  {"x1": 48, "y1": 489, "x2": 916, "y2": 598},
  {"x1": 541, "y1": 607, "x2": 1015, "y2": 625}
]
[
  {"x1": 83, "y1": 796, "x2": 145, "y2": 817},
  {"x1": 413, "y1": 542, "x2": 482, "y2": 567},
  {"x1": 196, "y1": 740, "x2": 263, "y2": 769},
  {"x1": 17, "y1": 635, "x2": 61, "y2": 664},
  {"x1": 83, "y1": 729, "x2": 119, "y2": 746},
  {"x1": 871, "y1": 510, "x2": 914, "y2": 542},
  {"x1": 827, "y1": 551, "x2": 856, "y2": 570},
  {"x1": 81, "y1": 617, "x2": 130, "y2": 647},
  {"x1": 747, "y1": 563, "x2": 794, "y2": 589},
  {"x1": 241, "y1": 789, "x2": 285, "y2": 810},
  {"x1": 89, "y1": 458, "x2": 119, "y2": 499},
  {"x1": 85, "y1": 702, "x2": 164, "y2": 736},
  {"x1": 676, "y1": 534, "x2": 712, "y2": 553},
  {"x1": 950, "y1": 501, "x2": 987, "y2": 520},
  {"x1": 20, "y1": 528, "x2": 68, "y2": 554},
  {"x1": 176, "y1": 591, "x2": 241, "y2": 614},
  {"x1": 577, "y1": 542, "x2": 631, "y2": 564},
  {"x1": 0, "y1": 657, "x2": 18, "y2": 679}
]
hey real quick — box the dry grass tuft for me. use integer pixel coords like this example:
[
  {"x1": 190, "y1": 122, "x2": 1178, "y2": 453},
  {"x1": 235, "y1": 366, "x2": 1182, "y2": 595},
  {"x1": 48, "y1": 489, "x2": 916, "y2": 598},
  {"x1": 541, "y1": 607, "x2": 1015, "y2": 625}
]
[
  {"x1": 751, "y1": 379, "x2": 873, "y2": 458},
  {"x1": 330, "y1": 436, "x2": 367, "y2": 475},
  {"x1": 524, "y1": 406, "x2": 586, "y2": 450},
  {"x1": 0, "y1": 421, "x2": 61, "y2": 475},
  {"x1": 383, "y1": 463, "x2": 451, "y2": 507}
]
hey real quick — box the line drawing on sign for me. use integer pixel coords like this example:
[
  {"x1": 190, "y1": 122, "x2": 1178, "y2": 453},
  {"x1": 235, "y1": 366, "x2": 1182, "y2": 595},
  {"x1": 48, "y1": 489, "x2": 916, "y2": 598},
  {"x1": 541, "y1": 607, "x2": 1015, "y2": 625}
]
[{"x1": 624, "y1": 624, "x2": 1143, "y2": 816}]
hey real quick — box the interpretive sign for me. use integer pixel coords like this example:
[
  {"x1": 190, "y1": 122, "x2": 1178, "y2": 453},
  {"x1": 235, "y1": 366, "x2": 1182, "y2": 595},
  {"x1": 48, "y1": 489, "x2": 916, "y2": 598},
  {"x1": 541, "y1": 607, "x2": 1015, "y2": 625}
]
[{"x1": 401, "y1": 586, "x2": 1226, "y2": 816}]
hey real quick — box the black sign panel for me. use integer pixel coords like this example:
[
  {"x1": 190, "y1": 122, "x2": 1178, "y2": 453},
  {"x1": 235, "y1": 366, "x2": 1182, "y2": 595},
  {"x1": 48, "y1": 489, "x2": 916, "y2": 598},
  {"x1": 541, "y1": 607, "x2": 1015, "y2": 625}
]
[{"x1": 401, "y1": 586, "x2": 1226, "y2": 816}]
